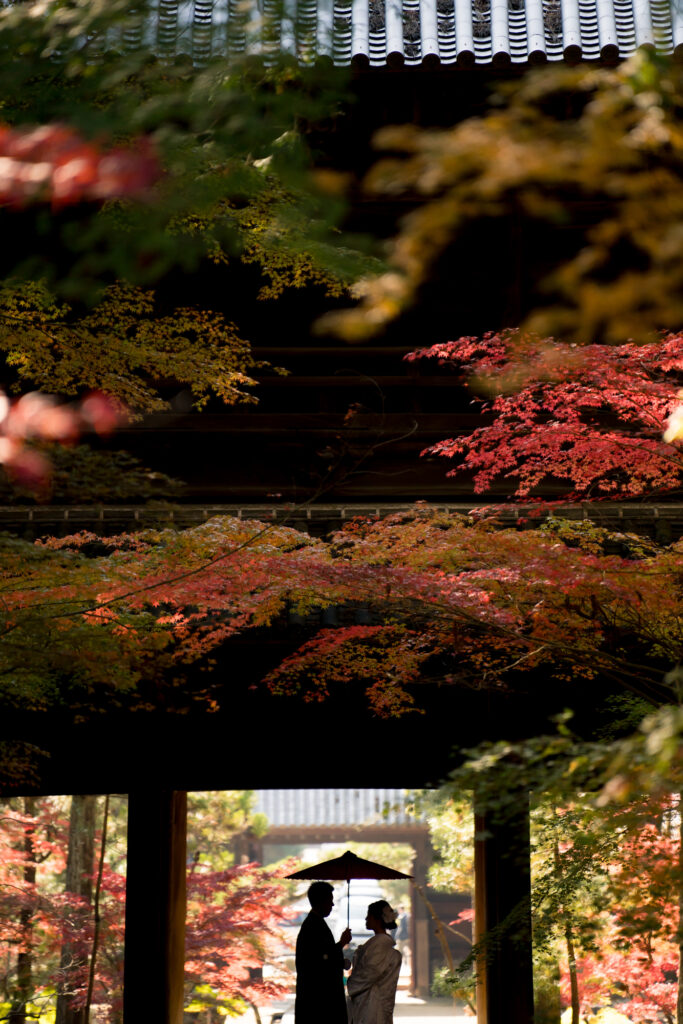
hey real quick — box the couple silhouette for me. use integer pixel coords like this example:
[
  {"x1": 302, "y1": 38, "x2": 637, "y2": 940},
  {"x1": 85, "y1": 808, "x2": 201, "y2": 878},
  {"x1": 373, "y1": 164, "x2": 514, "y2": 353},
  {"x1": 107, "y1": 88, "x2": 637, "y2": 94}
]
[{"x1": 294, "y1": 881, "x2": 402, "y2": 1024}]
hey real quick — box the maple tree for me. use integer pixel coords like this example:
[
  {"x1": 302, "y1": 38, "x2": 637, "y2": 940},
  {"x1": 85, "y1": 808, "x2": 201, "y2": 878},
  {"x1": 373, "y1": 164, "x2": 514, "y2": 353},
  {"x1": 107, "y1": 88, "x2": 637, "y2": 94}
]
[
  {"x1": 0, "y1": 281, "x2": 274, "y2": 415},
  {"x1": 0, "y1": 0, "x2": 365, "y2": 298},
  {"x1": 185, "y1": 860, "x2": 291, "y2": 1020},
  {"x1": 531, "y1": 799, "x2": 680, "y2": 1024},
  {"x1": 0, "y1": 124, "x2": 161, "y2": 210},
  {"x1": 0, "y1": 797, "x2": 68, "y2": 1023},
  {"x1": 421, "y1": 780, "x2": 683, "y2": 1024},
  {"x1": 0, "y1": 0, "x2": 376, "y2": 504},
  {"x1": 405, "y1": 330, "x2": 683, "y2": 502},
  {"x1": 535, "y1": 790, "x2": 682, "y2": 1024},
  {"x1": 56, "y1": 794, "x2": 99, "y2": 1024},
  {"x1": 187, "y1": 791, "x2": 270, "y2": 872},
  {"x1": 324, "y1": 50, "x2": 683, "y2": 346},
  {"x1": 0, "y1": 793, "x2": 291, "y2": 1023},
  {"x1": 0, "y1": 387, "x2": 121, "y2": 494},
  {"x1": 564, "y1": 813, "x2": 680, "y2": 1024},
  {"x1": 0, "y1": 505, "x2": 676, "y2": 737},
  {"x1": 0, "y1": 276, "x2": 286, "y2": 500}
]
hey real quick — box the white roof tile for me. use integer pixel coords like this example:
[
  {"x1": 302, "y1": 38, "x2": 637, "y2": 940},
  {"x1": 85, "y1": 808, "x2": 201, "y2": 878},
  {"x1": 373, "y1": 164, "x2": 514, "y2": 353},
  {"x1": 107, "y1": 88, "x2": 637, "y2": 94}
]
[
  {"x1": 254, "y1": 788, "x2": 422, "y2": 826},
  {"x1": 141, "y1": 0, "x2": 680, "y2": 64}
]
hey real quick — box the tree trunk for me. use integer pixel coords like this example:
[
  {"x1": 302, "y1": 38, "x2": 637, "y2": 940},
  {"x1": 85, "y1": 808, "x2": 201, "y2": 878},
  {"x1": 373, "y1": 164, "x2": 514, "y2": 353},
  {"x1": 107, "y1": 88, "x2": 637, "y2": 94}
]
[
  {"x1": 9, "y1": 797, "x2": 36, "y2": 1024},
  {"x1": 56, "y1": 795, "x2": 97, "y2": 1024},
  {"x1": 564, "y1": 920, "x2": 580, "y2": 1024},
  {"x1": 413, "y1": 883, "x2": 465, "y2": 1014},
  {"x1": 85, "y1": 796, "x2": 110, "y2": 1023},
  {"x1": 554, "y1": 838, "x2": 579, "y2": 1024},
  {"x1": 249, "y1": 1004, "x2": 262, "y2": 1024}
]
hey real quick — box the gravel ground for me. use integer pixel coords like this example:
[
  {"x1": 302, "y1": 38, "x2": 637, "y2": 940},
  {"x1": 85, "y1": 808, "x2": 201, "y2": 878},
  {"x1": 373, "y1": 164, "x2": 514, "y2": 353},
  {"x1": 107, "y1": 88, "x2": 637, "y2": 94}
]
[
  {"x1": 251, "y1": 992, "x2": 475, "y2": 1024},
  {"x1": 395, "y1": 992, "x2": 475, "y2": 1022}
]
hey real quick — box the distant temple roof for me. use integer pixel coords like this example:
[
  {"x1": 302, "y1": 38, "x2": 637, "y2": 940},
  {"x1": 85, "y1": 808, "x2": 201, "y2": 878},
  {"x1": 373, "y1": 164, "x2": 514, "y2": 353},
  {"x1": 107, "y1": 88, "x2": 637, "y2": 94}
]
[
  {"x1": 254, "y1": 788, "x2": 423, "y2": 827},
  {"x1": 138, "y1": 0, "x2": 679, "y2": 67}
]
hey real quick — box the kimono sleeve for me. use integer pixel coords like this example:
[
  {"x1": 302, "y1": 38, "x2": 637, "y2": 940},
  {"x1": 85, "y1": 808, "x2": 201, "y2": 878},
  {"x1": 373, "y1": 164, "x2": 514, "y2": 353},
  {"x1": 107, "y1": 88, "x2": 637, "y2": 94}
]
[{"x1": 347, "y1": 940, "x2": 393, "y2": 997}]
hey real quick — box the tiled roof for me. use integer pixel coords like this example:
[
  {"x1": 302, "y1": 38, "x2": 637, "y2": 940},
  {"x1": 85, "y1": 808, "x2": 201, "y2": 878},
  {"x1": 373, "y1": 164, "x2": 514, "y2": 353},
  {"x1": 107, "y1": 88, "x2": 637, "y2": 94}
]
[
  {"x1": 254, "y1": 788, "x2": 422, "y2": 826},
  {"x1": 134, "y1": 0, "x2": 680, "y2": 66}
]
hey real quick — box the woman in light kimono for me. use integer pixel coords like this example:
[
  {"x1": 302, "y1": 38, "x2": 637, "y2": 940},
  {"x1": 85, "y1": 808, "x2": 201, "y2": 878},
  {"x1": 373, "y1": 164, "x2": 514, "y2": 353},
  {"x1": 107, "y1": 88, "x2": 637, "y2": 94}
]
[{"x1": 347, "y1": 900, "x2": 402, "y2": 1024}]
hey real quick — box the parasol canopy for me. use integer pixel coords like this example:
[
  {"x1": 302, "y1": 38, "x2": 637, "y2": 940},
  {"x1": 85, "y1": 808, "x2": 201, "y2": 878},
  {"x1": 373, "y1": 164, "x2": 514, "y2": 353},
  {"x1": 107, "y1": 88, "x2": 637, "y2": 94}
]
[{"x1": 287, "y1": 850, "x2": 412, "y2": 927}]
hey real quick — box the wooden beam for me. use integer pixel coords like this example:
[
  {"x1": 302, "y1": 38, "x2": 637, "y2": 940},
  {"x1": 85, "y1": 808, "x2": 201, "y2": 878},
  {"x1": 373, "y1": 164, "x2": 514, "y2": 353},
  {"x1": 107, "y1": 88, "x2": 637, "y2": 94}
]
[
  {"x1": 123, "y1": 791, "x2": 187, "y2": 1024},
  {"x1": 261, "y1": 825, "x2": 428, "y2": 845}
]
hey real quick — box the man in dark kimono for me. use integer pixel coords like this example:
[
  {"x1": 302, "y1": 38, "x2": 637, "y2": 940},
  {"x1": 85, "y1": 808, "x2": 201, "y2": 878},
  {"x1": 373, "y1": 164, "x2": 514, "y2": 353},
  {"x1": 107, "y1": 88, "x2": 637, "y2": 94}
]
[{"x1": 295, "y1": 881, "x2": 352, "y2": 1024}]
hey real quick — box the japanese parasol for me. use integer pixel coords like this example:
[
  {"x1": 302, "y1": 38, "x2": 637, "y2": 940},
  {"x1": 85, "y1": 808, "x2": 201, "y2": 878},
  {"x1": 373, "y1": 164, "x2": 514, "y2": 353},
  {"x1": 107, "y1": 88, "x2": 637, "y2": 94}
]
[{"x1": 287, "y1": 850, "x2": 413, "y2": 927}]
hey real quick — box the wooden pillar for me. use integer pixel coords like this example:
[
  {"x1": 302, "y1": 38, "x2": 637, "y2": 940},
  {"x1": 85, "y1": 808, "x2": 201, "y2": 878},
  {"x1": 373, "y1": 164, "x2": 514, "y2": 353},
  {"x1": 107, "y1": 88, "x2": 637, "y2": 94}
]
[
  {"x1": 411, "y1": 833, "x2": 431, "y2": 999},
  {"x1": 474, "y1": 792, "x2": 534, "y2": 1024},
  {"x1": 123, "y1": 790, "x2": 187, "y2": 1024},
  {"x1": 409, "y1": 874, "x2": 419, "y2": 996}
]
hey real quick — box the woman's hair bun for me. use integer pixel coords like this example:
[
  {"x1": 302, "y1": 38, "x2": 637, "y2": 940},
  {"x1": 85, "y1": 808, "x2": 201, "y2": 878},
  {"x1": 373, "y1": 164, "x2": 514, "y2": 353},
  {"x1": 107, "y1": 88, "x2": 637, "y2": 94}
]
[{"x1": 368, "y1": 899, "x2": 398, "y2": 929}]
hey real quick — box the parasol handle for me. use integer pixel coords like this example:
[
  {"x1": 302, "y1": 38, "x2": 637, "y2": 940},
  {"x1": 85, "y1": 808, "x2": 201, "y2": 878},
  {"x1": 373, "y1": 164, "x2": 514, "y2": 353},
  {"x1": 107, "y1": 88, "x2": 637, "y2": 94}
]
[{"x1": 347, "y1": 878, "x2": 350, "y2": 928}]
